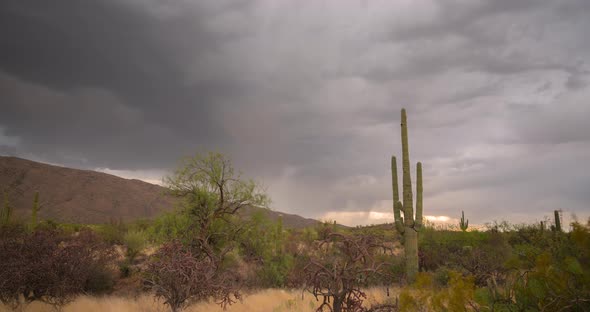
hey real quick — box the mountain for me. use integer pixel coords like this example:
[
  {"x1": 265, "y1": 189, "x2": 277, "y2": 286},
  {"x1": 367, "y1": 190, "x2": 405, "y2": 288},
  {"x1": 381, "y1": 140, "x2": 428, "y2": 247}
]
[{"x1": 0, "y1": 156, "x2": 319, "y2": 228}]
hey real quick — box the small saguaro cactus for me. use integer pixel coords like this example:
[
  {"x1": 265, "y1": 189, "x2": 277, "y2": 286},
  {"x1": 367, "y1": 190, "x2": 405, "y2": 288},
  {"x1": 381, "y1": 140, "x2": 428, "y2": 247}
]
[
  {"x1": 1, "y1": 190, "x2": 12, "y2": 226},
  {"x1": 30, "y1": 191, "x2": 40, "y2": 230},
  {"x1": 392, "y1": 108, "x2": 423, "y2": 283},
  {"x1": 459, "y1": 211, "x2": 469, "y2": 232},
  {"x1": 554, "y1": 210, "x2": 561, "y2": 232}
]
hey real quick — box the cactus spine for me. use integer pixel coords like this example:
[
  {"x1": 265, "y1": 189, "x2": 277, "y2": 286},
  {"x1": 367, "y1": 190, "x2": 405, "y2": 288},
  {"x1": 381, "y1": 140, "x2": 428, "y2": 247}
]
[
  {"x1": 554, "y1": 210, "x2": 561, "y2": 232},
  {"x1": 460, "y1": 211, "x2": 469, "y2": 232},
  {"x1": 392, "y1": 108, "x2": 423, "y2": 282}
]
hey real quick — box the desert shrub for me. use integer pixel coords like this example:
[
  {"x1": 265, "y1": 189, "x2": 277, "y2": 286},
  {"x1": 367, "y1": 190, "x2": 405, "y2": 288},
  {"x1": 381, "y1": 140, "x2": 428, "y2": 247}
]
[
  {"x1": 433, "y1": 266, "x2": 451, "y2": 287},
  {"x1": 144, "y1": 240, "x2": 240, "y2": 312},
  {"x1": 474, "y1": 220, "x2": 590, "y2": 311},
  {"x1": 238, "y1": 212, "x2": 294, "y2": 288},
  {"x1": 85, "y1": 266, "x2": 116, "y2": 294},
  {"x1": 388, "y1": 256, "x2": 406, "y2": 284},
  {"x1": 120, "y1": 262, "x2": 132, "y2": 278},
  {"x1": 147, "y1": 210, "x2": 191, "y2": 243},
  {"x1": 124, "y1": 229, "x2": 148, "y2": 262},
  {"x1": 95, "y1": 220, "x2": 127, "y2": 244},
  {"x1": 455, "y1": 232, "x2": 511, "y2": 286},
  {"x1": 419, "y1": 227, "x2": 510, "y2": 286},
  {"x1": 398, "y1": 271, "x2": 477, "y2": 312},
  {"x1": 302, "y1": 231, "x2": 395, "y2": 312},
  {"x1": 0, "y1": 228, "x2": 116, "y2": 309}
]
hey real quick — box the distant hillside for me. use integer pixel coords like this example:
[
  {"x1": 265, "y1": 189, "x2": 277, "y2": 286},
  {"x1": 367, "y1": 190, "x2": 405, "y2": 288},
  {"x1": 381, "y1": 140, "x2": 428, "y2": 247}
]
[
  {"x1": 0, "y1": 156, "x2": 319, "y2": 228},
  {"x1": 0, "y1": 156, "x2": 175, "y2": 223}
]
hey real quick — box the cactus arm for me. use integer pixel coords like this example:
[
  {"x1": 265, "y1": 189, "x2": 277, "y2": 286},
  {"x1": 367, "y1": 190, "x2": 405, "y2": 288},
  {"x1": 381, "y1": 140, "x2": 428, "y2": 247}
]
[
  {"x1": 391, "y1": 156, "x2": 400, "y2": 205},
  {"x1": 415, "y1": 162, "x2": 423, "y2": 230},
  {"x1": 400, "y1": 108, "x2": 414, "y2": 226},
  {"x1": 394, "y1": 201, "x2": 405, "y2": 233},
  {"x1": 392, "y1": 156, "x2": 405, "y2": 233}
]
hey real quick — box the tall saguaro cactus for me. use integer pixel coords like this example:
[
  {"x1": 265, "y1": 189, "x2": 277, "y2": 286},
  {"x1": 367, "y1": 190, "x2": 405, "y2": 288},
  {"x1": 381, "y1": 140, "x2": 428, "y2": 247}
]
[{"x1": 392, "y1": 108, "x2": 423, "y2": 282}]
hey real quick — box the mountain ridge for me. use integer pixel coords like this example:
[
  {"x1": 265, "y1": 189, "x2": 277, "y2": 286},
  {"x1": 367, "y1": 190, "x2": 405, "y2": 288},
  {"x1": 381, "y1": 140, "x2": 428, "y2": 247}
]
[{"x1": 0, "y1": 156, "x2": 319, "y2": 228}]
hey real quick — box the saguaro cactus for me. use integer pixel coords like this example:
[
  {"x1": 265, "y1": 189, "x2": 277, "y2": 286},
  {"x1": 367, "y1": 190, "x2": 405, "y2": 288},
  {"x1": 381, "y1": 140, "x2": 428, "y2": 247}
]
[
  {"x1": 392, "y1": 108, "x2": 423, "y2": 282},
  {"x1": 30, "y1": 191, "x2": 40, "y2": 230},
  {"x1": 460, "y1": 211, "x2": 469, "y2": 232},
  {"x1": 1, "y1": 190, "x2": 12, "y2": 226},
  {"x1": 554, "y1": 210, "x2": 561, "y2": 232}
]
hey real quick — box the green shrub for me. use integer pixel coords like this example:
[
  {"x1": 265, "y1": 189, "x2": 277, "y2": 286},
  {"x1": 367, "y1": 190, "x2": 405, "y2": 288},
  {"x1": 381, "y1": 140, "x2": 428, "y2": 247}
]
[
  {"x1": 95, "y1": 223, "x2": 126, "y2": 244},
  {"x1": 399, "y1": 271, "x2": 477, "y2": 311},
  {"x1": 433, "y1": 266, "x2": 451, "y2": 287},
  {"x1": 124, "y1": 229, "x2": 148, "y2": 262}
]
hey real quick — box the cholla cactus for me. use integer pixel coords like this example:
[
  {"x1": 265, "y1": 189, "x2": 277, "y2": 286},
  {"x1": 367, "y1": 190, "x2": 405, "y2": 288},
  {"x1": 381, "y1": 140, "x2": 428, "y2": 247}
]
[
  {"x1": 460, "y1": 211, "x2": 469, "y2": 232},
  {"x1": 392, "y1": 108, "x2": 423, "y2": 282}
]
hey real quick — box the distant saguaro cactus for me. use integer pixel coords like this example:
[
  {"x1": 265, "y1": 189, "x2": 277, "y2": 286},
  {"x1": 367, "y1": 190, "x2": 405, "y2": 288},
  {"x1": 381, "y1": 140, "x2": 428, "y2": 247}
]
[
  {"x1": 554, "y1": 210, "x2": 561, "y2": 232},
  {"x1": 1, "y1": 190, "x2": 12, "y2": 226},
  {"x1": 30, "y1": 191, "x2": 40, "y2": 231},
  {"x1": 459, "y1": 211, "x2": 469, "y2": 232},
  {"x1": 392, "y1": 108, "x2": 423, "y2": 282}
]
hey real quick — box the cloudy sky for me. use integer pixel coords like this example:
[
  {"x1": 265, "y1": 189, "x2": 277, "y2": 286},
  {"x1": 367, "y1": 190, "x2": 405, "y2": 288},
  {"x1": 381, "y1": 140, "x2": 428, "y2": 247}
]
[{"x1": 1, "y1": 0, "x2": 589, "y2": 226}]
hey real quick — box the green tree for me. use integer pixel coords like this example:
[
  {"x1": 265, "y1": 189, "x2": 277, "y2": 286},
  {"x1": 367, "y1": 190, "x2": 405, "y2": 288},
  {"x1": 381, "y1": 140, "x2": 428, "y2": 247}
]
[
  {"x1": 145, "y1": 152, "x2": 270, "y2": 311},
  {"x1": 164, "y1": 152, "x2": 270, "y2": 255}
]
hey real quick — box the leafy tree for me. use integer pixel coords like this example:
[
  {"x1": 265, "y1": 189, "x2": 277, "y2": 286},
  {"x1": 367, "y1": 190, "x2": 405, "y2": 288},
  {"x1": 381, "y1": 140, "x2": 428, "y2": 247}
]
[
  {"x1": 164, "y1": 152, "x2": 270, "y2": 255},
  {"x1": 145, "y1": 152, "x2": 269, "y2": 311}
]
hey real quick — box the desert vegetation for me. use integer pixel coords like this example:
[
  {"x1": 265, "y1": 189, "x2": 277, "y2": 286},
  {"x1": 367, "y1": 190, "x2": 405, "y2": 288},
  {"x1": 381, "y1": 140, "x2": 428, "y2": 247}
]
[{"x1": 1, "y1": 110, "x2": 589, "y2": 312}]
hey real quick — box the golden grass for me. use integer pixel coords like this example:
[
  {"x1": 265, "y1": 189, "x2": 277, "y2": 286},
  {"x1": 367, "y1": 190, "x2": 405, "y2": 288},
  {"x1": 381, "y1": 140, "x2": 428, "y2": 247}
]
[{"x1": 0, "y1": 288, "x2": 399, "y2": 312}]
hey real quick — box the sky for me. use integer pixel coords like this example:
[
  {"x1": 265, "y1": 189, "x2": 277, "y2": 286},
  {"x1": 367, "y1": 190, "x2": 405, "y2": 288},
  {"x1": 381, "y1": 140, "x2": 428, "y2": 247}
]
[{"x1": 1, "y1": 0, "x2": 589, "y2": 227}]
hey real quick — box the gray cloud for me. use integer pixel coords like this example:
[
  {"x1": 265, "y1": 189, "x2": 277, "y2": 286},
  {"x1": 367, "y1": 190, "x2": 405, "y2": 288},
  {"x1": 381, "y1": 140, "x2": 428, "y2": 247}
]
[{"x1": 1, "y1": 0, "x2": 589, "y2": 225}]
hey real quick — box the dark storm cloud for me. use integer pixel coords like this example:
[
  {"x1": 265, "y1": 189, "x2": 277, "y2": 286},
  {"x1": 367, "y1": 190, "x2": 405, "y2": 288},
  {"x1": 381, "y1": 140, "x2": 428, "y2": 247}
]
[
  {"x1": 0, "y1": 0, "x2": 249, "y2": 168},
  {"x1": 1, "y1": 0, "x2": 589, "y2": 225}
]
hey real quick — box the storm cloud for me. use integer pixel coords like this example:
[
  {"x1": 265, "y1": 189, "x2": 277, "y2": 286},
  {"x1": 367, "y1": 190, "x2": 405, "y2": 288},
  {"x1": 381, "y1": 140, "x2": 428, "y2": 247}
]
[{"x1": 1, "y1": 0, "x2": 589, "y2": 226}]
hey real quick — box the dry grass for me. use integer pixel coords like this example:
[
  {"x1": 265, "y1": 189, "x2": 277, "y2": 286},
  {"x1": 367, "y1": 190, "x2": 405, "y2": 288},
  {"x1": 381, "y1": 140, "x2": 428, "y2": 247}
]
[{"x1": 0, "y1": 288, "x2": 399, "y2": 312}]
